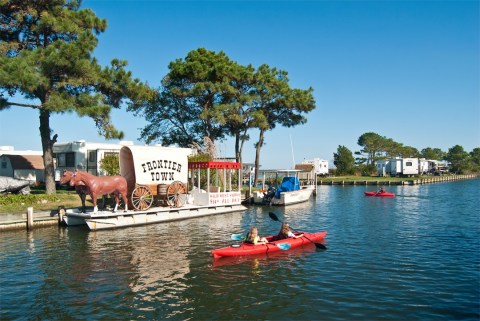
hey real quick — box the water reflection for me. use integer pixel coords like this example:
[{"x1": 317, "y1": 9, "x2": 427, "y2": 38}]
[{"x1": 1, "y1": 180, "x2": 479, "y2": 320}]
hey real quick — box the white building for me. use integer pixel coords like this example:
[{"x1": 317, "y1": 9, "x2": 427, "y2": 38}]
[
  {"x1": 53, "y1": 140, "x2": 134, "y2": 179},
  {"x1": 302, "y1": 158, "x2": 329, "y2": 176},
  {"x1": 0, "y1": 146, "x2": 44, "y2": 181}
]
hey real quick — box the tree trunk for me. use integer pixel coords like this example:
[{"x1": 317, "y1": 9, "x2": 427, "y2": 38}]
[
  {"x1": 39, "y1": 109, "x2": 57, "y2": 194},
  {"x1": 235, "y1": 134, "x2": 241, "y2": 163},
  {"x1": 254, "y1": 129, "x2": 265, "y2": 186}
]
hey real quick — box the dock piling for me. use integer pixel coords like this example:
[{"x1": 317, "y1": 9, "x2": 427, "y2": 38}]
[{"x1": 27, "y1": 207, "x2": 33, "y2": 230}]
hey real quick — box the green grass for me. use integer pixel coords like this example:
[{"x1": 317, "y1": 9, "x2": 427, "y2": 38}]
[{"x1": 0, "y1": 189, "x2": 86, "y2": 214}]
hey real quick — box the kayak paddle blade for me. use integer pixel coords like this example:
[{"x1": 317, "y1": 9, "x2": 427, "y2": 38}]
[
  {"x1": 231, "y1": 234, "x2": 243, "y2": 241},
  {"x1": 314, "y1": 242, "x2": 327, "y2": 250},
  {"x1": 268, "y1": 212, "x2": 280, "y2": 222},
  {"x1": 276, "y1": 243, "x2": 291, "y2": 250}
]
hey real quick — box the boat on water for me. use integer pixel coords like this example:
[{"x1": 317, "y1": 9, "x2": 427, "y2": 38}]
[
  {"x1": 252, "y1": 169, "x2": 316, "y2": 206},
  {"x1": 63, "y1": 145, "x2": 246, "y2": 230},
  {"x1": 364, "y1": 191, "x2": 396, "y2": 197},
  {"x1": 212, "y1": 231, "x2": 327, "y2": 259},
  {"x1": 212, "y1": 243, "x2": 318, "y2": 268}
]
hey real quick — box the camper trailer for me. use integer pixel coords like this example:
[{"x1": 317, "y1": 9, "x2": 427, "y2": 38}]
[
  {"x1": 390, "y1": 157, "x2": 419, "y2": 177},
  {"x1": 376, "y1": 159, "x2": 390, "y2": 177},
  {"x1": 302, "y1": 158, "x2": 329, "y2": 176},
  {"x1": 53, "y1": 140, "x2": 133, "y2": 180}
]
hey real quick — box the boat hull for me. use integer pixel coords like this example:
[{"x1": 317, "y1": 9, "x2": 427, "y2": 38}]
[
  {"x1": 212, "y1": 231, "x2": 327, "y2": 259},
  {"x1": 253, "y1": 187, "x2": 314, "y2": 206},
  {"x1": 364, "y1": 191, "x2": 395, "y2": 197},
  {"x1": 63, "y1": 204, "x2": 247, "y2": 230}
]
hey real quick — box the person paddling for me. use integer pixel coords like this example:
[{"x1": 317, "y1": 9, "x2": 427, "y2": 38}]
[
  {"x1": 277, "y1": 222, "x2": 304, "y2": 240},
  {"x1": 245, "y1": 226, "x2": 268, "y2": 245}
]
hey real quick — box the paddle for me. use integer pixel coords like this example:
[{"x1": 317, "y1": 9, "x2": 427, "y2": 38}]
[
  {"x1": 230, "y1": 233, "x2": 291, "y2": 250},
  {"x1": 268, "y1": 212, "x2": 327, "y2": 250},
  {"x1": 231, "y1": 233, "x2": 243, "y2": 241}
]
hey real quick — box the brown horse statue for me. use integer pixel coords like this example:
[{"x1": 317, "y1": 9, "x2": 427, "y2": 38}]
[
  {"x1": 69, "y1": 169, "x2": 129, "y2": 213},
  {"x1": 59, "y1": 170, "x2": 107, "y2": 213}
]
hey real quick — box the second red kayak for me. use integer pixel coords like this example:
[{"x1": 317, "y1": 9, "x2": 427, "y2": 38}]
[
  {"x1": 364, "y1": 191, "x2": 395, "y2": 197},
  {"x1": 212, "y1": 231, "x2": 327, "y2": 259}
]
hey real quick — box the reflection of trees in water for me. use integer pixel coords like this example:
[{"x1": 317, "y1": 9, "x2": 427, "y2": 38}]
[{"x1": 14, "y1": 211, "x2": 255, "y2": 319}]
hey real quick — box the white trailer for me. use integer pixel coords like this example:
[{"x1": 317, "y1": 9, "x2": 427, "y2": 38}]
[
  {"x1": 302, "y1": 158, "x2": 329, "y2": 176},
  {"x1": 376, "y1": 159, "x2": 390, "y2": 177},
  {"x1": 53, "y1": 140, "x2": 133, "y2": 180},
  {"x1": 390, "y1": 157, "x2": 419, "y2": 177},
  {"x1": 402, "y1": 158, "x2": 419, "y2": 176}
]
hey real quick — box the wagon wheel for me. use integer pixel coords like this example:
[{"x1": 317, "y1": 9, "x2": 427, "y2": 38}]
[
  {"x1": 166, "y1": 181, "x2": 187, "y2": 208},
  {"x1": 131, "y1": 185, "x2": 154, "y2": 211}
]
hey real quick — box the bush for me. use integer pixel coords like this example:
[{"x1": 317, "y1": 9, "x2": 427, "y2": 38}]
[{"x1": 0, "y1": 193, "x2": 60, "y2": 206}]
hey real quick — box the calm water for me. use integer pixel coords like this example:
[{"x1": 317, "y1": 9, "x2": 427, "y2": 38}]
[{"x1": 1, "y1": 180, "x2": 479, "y2": 320}]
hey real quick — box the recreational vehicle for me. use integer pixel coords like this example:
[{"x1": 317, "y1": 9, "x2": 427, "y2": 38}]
[
  {"x1": 302, "y1": 158, "x2": 329, "y2": 176},
  {"x1": 389, "y1": 157, "x2": 419, "y2": 177},
  {"x1": 53, "y1": 140, "x2": 133, "y2": 180}
]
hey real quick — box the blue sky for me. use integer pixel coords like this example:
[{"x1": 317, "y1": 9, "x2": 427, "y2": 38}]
[{"x1": 1, "y1": 0, "x2": 478, "y2": 168}]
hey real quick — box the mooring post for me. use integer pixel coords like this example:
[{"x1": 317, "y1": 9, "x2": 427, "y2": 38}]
[
  {"x1": 27, "y1": 207, "x2": 33, "y2": 230},
  {"x1": 58, "y1": 206, "x2": 65, "y2": 225}
]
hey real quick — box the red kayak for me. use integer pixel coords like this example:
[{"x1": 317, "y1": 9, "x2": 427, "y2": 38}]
[
  {"x1": 364, "y1": 191, "x2": 395, "y2": 197},
  {"x1": 212, "y1": 231, "x2": 327, "y2": 259}
]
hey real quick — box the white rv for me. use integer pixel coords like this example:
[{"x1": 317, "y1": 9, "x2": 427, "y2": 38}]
[
  {"x1": 376, "y1": 159, "x2": 390, "y2": 177},
  {"x1": 302, "y1": 158, "x2": 329, "y2": 176},
  {"x1": 53, "y1": 140, "x2": 133, "y2": 180},
  {"x1": 390, "y1": 157, "x2": 419, "y2": 177}
]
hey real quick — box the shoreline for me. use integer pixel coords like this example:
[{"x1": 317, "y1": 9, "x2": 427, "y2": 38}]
[
  {"x1": 318, "y1": 173, "x2": 478, "y2": 185},
  {"x1": 1, "y1": 174, "x2": 478, "y2": 231}
]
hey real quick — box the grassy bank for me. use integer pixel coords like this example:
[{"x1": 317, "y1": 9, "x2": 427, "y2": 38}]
[{"x1": 0, "y1": 189, "x2": 84, "y2": 214}]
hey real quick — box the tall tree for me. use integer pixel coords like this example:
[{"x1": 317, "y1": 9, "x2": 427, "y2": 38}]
[
  {"x1": 470, "y1": 148, "x2": 480, "y2": 172},
  {"x1": 421, "y1": 147, "x2": 446, "y2": 160},
  {"x1": 134, "y1": 48, "x2": 240, "y2": 149},
  {"x1": 333, "y1": 145, "x2": 355, "y2": 175},
  {"x1": 446, "y1": 145, "x2": 469, "y2": 174},
  {"x1": 398, "y1": 146, "x2": 420, "y2": 158},
  {"x1": 251, "y1": 65, "x2": 315, "y2": 184},
  {"x1": 356, "y1": 132, "x2": 387, "y2": 165},
  {"x1": 0, "y1": 0, "x2": 150, "y2": 194},
  {"x1": 216, "y1": 63, "x2": 255, "y2": 164}
]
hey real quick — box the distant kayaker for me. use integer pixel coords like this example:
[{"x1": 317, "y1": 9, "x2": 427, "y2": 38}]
[
  {"x1": 277, "y1": 222, "x2": 304, "y2": 240},
  {"x1": 378, "y1": 187, "x2": 385, "y2": 193},
  {"x1": 245, "y1": 226, "x2": 268, "y2": 245}
]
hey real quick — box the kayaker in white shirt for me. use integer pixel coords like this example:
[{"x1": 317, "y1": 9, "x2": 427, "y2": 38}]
[{"x1": 277, "y1": 222, "x2": 304, "y2": 240}]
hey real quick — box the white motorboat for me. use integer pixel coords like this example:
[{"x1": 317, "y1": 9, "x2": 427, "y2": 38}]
[{"x1": 253, "y1": 169, "x2": 316, "y2": 206}]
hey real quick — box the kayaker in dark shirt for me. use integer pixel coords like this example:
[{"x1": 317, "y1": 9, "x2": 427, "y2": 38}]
[
  {"x1": 245, "y1": 226, "x2": 268, "y2": 245},
  {"x1": 277, "y1": 222, "x2": 304, "y2": 240}
]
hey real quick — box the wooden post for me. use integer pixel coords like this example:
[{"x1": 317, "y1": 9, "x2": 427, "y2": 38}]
[
  {"x1": 27, "y1": 207, "x2": 33, "y2": 230},
  {"x1": 58, "y1": 206, "x2": 65, "y2": 225}
]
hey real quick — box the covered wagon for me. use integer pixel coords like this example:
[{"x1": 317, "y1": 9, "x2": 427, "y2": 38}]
[{"x1": 120, "y1": 145, "x2": 192, "y2": 210}]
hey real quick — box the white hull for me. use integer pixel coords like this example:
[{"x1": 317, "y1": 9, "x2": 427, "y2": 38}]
[
  {"x1": 253, "y1": 187, "x2": 314, "y2": 206},
  {"x1": 63, "y1": 209, "x2": 91, "y2": 226},
  {"x1": 64, "y1": 204, "x2": 247, "y2": 230}
]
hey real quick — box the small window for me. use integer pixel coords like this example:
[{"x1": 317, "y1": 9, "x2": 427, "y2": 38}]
[
  {"x1": 406, "y1": 162, "x2": 412, "y2": 166},
  {"x1": 65, "y1": 153, "x2": 75, "y2": 167},
  {"x1": 58, "y1": 154, "x2": 66, "y2": 167},
  {"x1": 88, "y1": 151, "x2": 96, "y2": 162}
]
